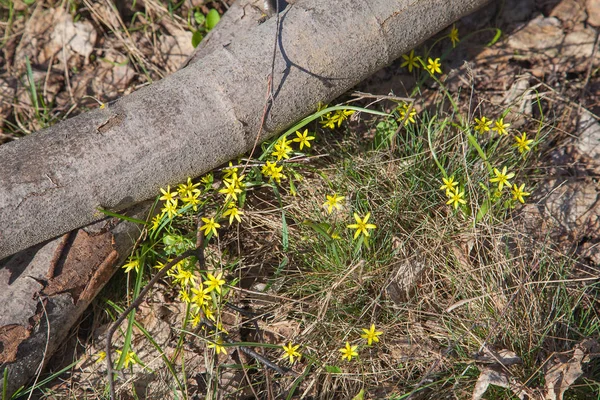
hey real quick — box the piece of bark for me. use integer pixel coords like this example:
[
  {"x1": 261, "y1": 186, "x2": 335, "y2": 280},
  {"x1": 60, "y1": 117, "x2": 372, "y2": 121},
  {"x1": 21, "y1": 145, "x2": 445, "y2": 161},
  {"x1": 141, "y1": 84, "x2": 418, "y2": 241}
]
[
  {"x1": 0, "y1": 0, "x2": 491, "y2": 260},
  {"x1": 0, "y1": 201, "x2": 149, "y2": 397}
]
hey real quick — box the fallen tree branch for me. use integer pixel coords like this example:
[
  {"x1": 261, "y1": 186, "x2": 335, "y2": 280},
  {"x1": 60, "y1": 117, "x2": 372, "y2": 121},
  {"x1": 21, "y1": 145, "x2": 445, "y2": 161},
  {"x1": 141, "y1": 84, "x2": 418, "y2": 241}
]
[{"x1": 0, "y1": 0, "x2": 490, "y2": 260}]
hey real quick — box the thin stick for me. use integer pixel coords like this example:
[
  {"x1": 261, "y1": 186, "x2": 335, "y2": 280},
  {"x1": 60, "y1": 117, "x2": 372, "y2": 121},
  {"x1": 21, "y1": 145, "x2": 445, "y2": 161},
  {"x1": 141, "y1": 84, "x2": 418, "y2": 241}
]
[
  {"x1": 106, "y1": 219, "x2": 204, "y2": 399},
  {"x1": 350, "y1": 91, "x2": 413, "y2": 103},
  {"x1": 241, "y1": 0, "x2": 281, "y2": 176},
  {"x1": 200, "y1": 320, "x2": 293, "y2": 376}
]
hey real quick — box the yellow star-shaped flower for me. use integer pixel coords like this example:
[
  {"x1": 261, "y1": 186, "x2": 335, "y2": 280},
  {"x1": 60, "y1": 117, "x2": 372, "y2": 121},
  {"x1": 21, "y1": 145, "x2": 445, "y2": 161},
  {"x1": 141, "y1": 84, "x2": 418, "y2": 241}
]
[
  {"x1": 293, "y1": 129, "x2": 315, "y2": 150},
  {"x1": 281, "y1": 342, "x2": 302, "y2": 364},
  {"x1": 347, "y1": 212, "x2": 377, "y2": 239},
  {"x1": 360, "y1": 324, "x2": 383, "y2": 346},
  {"x1": 339, "y1": 342, "x2": 358, "y2": 361}
]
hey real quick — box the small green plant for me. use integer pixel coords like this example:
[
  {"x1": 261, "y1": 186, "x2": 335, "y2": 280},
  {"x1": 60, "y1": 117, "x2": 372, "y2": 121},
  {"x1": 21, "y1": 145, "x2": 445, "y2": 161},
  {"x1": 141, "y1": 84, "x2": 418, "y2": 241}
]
[{"x1": 190, "y1": 8, "x2": 221, "y2": 48}]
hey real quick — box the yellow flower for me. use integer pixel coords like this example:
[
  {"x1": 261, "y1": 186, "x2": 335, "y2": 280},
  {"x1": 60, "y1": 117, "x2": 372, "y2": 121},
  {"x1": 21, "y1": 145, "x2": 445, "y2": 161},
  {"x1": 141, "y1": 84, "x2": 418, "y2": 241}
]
[
  {"x1": 281, "y1": 342, "x2": 302, "y2": 364},
  {"x1": 490, "y1": 166, "x2": 515, "y2": 191},
  {"x1": 149, "y1": 214, "x2": 162, "y2": 231},
  {"x1": 115, "y1": 350, "x2": 137, "y2": 368},
  {"x1": 262, "y1": 161, "x2": 285, "y2": 183},
  {"x1": 225, "y1": 173, "x2": 245, "y2": 190},
  {"x1": 449, "y1": 25, "x2": 459, "y2": 47},
  {"x1": 223, "y1": 162, "x2": 238, "y2": 180},
  {"x1": 203, "y1": 272, "x2": 226, "y2": 294},
  {"x1": 440, "y1": 176, "x2": 459, "y2": 195},
  {"x1": 511, "y1": 183, "x2": 531, "y2": 204},
  {"x1": 492, "y1": 118, "x2": 510, "y2": 135},
  {"x1": 293, "y1": 129, "x2": 315, "y2": 150},
  {"x1": 426, "y1": 57, "x2": 442, "y2": 75},
  {"x1": 272, "y1": 137, "x2": 294, "y2": 160},
  {"x1": 179, "y1": 289, "x2": 191, "y2": 303},
  {"x1": 200, "y1": 217, "x2": 220, "y2": 237},
  {"x1": 178, "y1": 177, "x2": 201, "y2": 198},
  {"x1": 339, "y1": 342, "x2": 358, "y2": 361},
  {"x1": 514, "y1": 132, "x2": 534, "y2": 154},
  {"x1": 320, "y1": 113, "x2": 337, "y2": 129},
  {"x1": 219, "y1": 180, "x2": 242, "y2": 202},
  {"x1": 323, "y1": 193, "x2": 345, "y2": 214},
  {"x1": 94, "y1": 351, "x2": 106, "y2": 363},
  {"x1": 201, "y1": 173, "x2": 214, "y2": 185},
  {"x1": 208, "y1": 336, "x2": 227, "y2": 355},
  {"x1": 474, "y1": 116, "x2": 492, "y2": 134},
  {"x1": 203, "y1": 305, "x2": 215, "y2": 321},
  {"x1": 122, "y1": 257, "x2": 140, "y2": 273},
  {"x1": 446, "y1": 187, "x2": 467, "y2": 209},
  {"x1": 347, "y1": 212, "x2": 377, "y2": 239},
  {"x1": 191, "y1": 283, "x2": 211, "y2": 309},
  {"x1": 360, "y1": 324, "x2": 383, "y2": 346},
  {"x1": 334, "y1": 109, "x2": 354, "y2": 127},
  {"x1": 162, "y1": 200, "x2": 178, "y2": 219},
  {"x1": 172, "y1": 263, "x2": 196, "y2": 287},
  {"x1": 190, "y1": 312, "x2": 201, "y2": 327},
  {"x1": 159, "y1": 185, "x2": 178, "y2": 204},
  {"x1": 223, "y1": 205, "x2": 244, "y2": 224},
  {"x1": 398, "y1": 102, "x2": 417, "y2": 125},
  {"x1": 400, "y1": 49, "x2": 421, "y2": 73},
  {"x1": 181, "y1": 192, "x2": 201, "y2": 211}
]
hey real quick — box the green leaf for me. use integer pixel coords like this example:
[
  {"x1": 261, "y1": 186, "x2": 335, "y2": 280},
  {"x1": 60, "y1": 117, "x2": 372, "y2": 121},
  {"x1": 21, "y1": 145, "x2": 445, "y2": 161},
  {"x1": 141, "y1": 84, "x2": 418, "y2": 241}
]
[
  {"x1": 352, "y1": 389, "x2": 365, "y2": 400},
  {"x1": 97, "y1": 208, "x2": 147, "y2": 225},
  {"x1": 206, "y1": 9, "x2": 220, "y2": 31},
  {"x1": 194, "y1": 10, "x2": 206, "y2": 25},
  {"x1": 191, "y1": 30, "x2": 203, "y2": 48},
  {"x1": 302, "y1": 220, "x2": 332, "y2": 241},
  {"x1": 487, "y1": 28, "x2": 502, "y2": 46},
  {"x1": 475, "y1": 198, "x2": 491, "y2": 223},
  {"x1": 324, "y1": 365, "x2": 342, "y2": 373}
]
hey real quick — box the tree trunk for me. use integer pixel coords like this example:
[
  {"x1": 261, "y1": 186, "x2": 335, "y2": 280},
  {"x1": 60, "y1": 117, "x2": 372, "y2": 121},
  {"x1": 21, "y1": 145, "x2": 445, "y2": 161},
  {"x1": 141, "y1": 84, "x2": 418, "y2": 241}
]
[{"x1": 0, "y1": 0, "x2": 490, "y2": 395}]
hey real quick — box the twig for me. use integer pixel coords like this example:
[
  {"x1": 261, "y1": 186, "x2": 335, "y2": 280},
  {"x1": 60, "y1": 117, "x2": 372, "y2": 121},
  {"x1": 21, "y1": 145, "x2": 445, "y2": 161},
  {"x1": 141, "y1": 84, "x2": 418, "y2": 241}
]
[
  {"x1": 240, "y1": 0, "x2": 281, "y2": 176},
  {"x1": 106, "y1": 219, "x2": 205, "y2": 400},
  {"x1": 349, "y1": 91, "x2": 413, "y2": 103},
  {"x1": 201, "y1": 319, "x2": 293, "y2": 376}
]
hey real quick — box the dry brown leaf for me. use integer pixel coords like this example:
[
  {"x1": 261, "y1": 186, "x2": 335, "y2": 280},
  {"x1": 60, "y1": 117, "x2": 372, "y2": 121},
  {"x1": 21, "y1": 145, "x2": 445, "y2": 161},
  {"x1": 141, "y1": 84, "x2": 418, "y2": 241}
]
[
  {"x1": 544, "y1": 339, "x2": 599, "y2": 400},
  {"x1": 50, "y1": 10, "x2": 97, "y2": 62},
  {"x1": 507, "y1": 15, "x2": 565, "y2": 58},
  {"x1": 472, "y1": 347, "x2": 530, "y2": 400},
  {"x1": 586, "y1": 0, "x2": 600, "y2": 26}
]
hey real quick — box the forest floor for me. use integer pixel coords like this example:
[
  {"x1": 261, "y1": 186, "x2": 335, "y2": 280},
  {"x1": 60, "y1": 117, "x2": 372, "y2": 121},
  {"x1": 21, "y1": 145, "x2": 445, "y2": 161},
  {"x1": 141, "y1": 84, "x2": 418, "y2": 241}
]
[{"x1": 1, "y1": 0, "x2": 599, "y2": 399}]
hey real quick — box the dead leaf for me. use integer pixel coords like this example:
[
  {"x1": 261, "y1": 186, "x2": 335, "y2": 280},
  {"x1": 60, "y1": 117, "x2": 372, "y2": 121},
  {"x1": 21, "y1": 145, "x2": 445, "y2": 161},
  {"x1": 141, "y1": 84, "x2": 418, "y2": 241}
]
[
  {"x1": 550, "y1": 0, "x2": 587, "y2": 28},
  {"x1": 575, "y1": 109, "x2": 600, "y2": 173},
  {"x1": 586, "y1": 0, "x2": 600, "y2": 26},
  {"x1": 155, "y1": 20, "x2": 194, "y2": 73},
  {"x1": 472, "y1": 368, "x2": 516, "y2": 400},
  {"x1": 472, "y1": 347, "x2": 530, "y2": 400},
  {"x1": 50, "y1": 10, "x2": 97, "y2": 62},
  {"x1": 544, "y1": 339, "x2": 599, "y2": 400},
  {"x1": 507, "y1": 15, "x2": 564, "y2": 58}
]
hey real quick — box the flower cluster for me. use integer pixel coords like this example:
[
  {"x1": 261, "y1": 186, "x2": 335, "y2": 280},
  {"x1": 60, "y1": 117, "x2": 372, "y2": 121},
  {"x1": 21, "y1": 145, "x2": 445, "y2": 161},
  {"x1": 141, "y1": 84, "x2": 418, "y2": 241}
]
[
  {"x1": 339, "y1": 324, "x2": 383, "y2": 361},
  {"x1": 474, "y1": 114, "x2": 535, "y2": 156},
  {"x1": 320, "y1": 109, "x2": 355, "y2": 130},
  {"x1": 440, "y1": 176, "x2": 466, "y2": 210}
]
